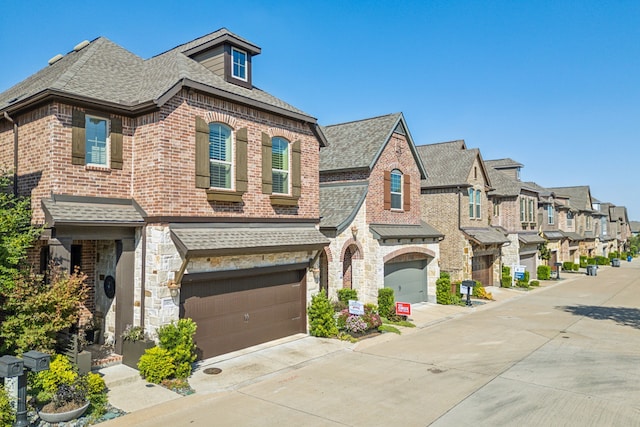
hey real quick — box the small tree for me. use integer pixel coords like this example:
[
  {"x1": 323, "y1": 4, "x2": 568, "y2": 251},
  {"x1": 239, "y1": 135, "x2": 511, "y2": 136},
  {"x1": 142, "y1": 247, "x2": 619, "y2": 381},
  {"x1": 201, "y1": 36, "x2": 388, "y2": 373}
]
[
  {"x1": 157, "y1": 318, "x2": 197, "y2": 379},
  {"x1": 308, "y1": 290, "x2": 337, "y2": 337},
  {"x1": 0, "y1": 266, "x2": 88, "y2": 355}
]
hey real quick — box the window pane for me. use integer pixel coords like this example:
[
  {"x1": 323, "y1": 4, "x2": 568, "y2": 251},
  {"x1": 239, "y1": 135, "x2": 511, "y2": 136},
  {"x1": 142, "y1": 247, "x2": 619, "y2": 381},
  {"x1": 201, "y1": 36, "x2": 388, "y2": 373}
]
[
  {"x1": 272, "y1": 138, "x2": 289, "y2": 194},
  {"x1": 209, "y1": 124, "x2": 232, "y2": 189},
  {"x1": 232, "y1": 49, "x2": 246, "y2": 80},
  {"x1": 390, "y1": 170, "x2": 402, "y2": 209},
  {"x1": 476, "y1": 190, "x2": 481, "y2": 218},
  {"x1": 86, "y1": 117, "x2": 107, "y2": 165}
]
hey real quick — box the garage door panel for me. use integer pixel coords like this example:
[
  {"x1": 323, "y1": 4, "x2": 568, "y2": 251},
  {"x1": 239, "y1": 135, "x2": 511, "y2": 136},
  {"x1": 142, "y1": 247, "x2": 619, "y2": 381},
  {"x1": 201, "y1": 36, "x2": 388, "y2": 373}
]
[
  {"x1": 181, "y1": 269, "x2": 306, "y2": 359},
  {"x1": 384, "y1": 260, "x2": 428, "y2": 304}
]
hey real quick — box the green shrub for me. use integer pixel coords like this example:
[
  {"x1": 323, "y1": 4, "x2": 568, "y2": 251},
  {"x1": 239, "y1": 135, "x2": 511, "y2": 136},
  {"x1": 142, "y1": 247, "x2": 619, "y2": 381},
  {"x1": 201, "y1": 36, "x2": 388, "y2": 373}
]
[
  {"x1": 572, "y1": 263, "x2": 579, "y2": 271},
  {"x1": 308, "y1": 290, "x2": 338, "y2": 337},
  {"x1": 579, "y1": 256, "x2": 588, "y2": 268},
  {"x1": 0, "y1": 384, "x2": 14, "y2": 427},
  {"x1": 473, "y1": 282, "x2": 493, "y2": 300},
  {"x1": 562, "y1": 261, "x2": 574, "y2": 271},
  {"x1": 530, "y1": 280, "x2": 540, "y2": 287},
  {"x1": 595, "y1": 256, "x2": 608, "y2": 265},
  {"x1": 440, "y1": 271, "x2": 451, "y2": 280},
  {"x1": 537, "y1": 265, "x2": 551, "y2": 280},
  {"x1": 436, "y1": 274, "x2": 453, "y2": 305},
  {"x1": 517, "y1": 271, "x2": 530, "y2": 287},
  {"x1": 501, "y1": 274, "x2": 512, "y2": 287},
  {"x1": 85, "y1": 372, "x2": 107, "y2": 416},
  {"x1": 377, "y1": 288, "x2": 395, "y2": 318},
  {"x1": 138, "y1": 347, "x2": 175, "y2": 384},
  {"x1": 502, "y1": 266, "x2": 511, "y2": 276},
  {"x1": 157, "y1": 318, "x2": 197, "y2": 379},
  {"x1": 608, "y1": 251, "x2": 620, "y2": 260},
  {"x1": 337, "y1": 288, "x2": 358, "y2": 305},
  {"x1": 586, "y1": 257, "x2": 596, "y2": 265}
]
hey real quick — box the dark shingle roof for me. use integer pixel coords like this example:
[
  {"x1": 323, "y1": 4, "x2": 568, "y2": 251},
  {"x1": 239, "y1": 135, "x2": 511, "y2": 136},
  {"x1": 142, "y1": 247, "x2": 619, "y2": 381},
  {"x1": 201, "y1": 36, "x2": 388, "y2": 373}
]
[
  {"x1": 485, "y1": 158, "x2": 524, "y2": 169},
  {"x1": 170, "y1": 223, "x2": 329, "y2": 257},
  {"x1": 561, "y1": 231, "x2": 584, "y2": 241},
  {"x1": 543, "y1": 230, "x2": 564, "y2": 240},
  {"x1": 319, "y1": 182, "x2": 368, "y2": 232},
  {"x1": 369, "y1": 221, "x2": 443, "y2": 240},
  {"x1": 416, "y1": 141, "x2": 486, "y2": 188},
  {"x1": 546, "y1": 186, "x2": 593, "y2": 212},
  {"x1": 518, "y1": 232, "x2": 546, "y2": 245},
  {"x1": 630, "y1": 221, "x2": 640, "y2": 233},
  {"x1": 0, "y1": 29, "x2": 313, "y2": 121},
  {"x1": 461, "y1": 227, "x2": 509, "y2": 245},
  {"x1": 319, "y1": 113, "x2": 426, "y2": 178},
  {"x1": 42, "y1": 194, "x2": 145, "y2": 226}
]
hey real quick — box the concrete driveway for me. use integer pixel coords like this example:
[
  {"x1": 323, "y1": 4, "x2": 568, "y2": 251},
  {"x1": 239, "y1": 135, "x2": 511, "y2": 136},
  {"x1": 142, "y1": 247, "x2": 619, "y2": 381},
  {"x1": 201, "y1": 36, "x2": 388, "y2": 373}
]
[{"x1": 104, "y1": 262, "x2": 640, "y2": 426}]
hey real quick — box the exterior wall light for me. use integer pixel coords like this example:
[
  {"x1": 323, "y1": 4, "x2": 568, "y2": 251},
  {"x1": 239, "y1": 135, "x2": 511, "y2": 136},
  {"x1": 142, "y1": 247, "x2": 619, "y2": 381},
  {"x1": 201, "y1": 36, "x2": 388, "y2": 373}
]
[{"x1": 167, "y1": 280, "x2": 180, "y2": 297}]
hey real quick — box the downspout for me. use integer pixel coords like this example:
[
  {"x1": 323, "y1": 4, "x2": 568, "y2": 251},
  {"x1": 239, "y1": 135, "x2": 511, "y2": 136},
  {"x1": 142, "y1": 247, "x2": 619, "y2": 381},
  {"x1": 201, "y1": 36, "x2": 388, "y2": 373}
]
[{"x1": 3, "y1": 112, "x2": 18, "y2": 196}]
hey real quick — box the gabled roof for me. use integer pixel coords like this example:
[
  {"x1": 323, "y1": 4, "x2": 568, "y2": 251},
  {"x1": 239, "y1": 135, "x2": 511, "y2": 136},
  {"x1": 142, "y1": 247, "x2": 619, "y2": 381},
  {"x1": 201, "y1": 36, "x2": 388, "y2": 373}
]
[
  {"x1": 0, "y1": 29, "x2": 316, "y2": 124},
  {"x1": 319, "y1": 181, "x2": 368, "y2": 233},
  {"x1": 416, "y1": 140, "x2": 490, "y2": 189},
  {"x1": 485, "y1": 158, "x2": 524, "y2": 170},
  {"x1": 547, "y1": 186, "x2": 594, "y2": 212},
  {"x1": 370, "y1": 221, "x2": 443, "y2": 240},
  {"x1": 486, "y1": 167, "x2": 538, "y2": 197},
  {"x1": 319, "y1": 113, "x2": 427, "y2": 178}
]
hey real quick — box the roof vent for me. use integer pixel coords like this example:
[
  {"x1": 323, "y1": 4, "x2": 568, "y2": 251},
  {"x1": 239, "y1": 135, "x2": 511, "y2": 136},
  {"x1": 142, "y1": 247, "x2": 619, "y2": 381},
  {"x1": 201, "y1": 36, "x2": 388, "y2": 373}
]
[
  {"x1": 48, "y1": 54, "x2": 64, "y2": 66},
  {"x1": 74, "y1": 40, "x2": 90, "y2": 52}
]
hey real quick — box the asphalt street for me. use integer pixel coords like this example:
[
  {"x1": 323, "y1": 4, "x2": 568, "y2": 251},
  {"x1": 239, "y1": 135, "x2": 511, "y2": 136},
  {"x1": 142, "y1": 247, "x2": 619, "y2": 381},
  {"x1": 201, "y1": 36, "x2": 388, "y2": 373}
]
[{"x1": 105, "y1": 262, "x2": 640, "y2": 427}]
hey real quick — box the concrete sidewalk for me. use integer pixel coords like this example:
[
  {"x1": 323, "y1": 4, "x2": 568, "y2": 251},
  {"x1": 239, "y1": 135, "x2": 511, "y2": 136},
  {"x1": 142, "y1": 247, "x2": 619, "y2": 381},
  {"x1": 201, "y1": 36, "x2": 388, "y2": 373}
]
[{"x1": 100, "y1": 275, "x2": 573, "y2": 418}]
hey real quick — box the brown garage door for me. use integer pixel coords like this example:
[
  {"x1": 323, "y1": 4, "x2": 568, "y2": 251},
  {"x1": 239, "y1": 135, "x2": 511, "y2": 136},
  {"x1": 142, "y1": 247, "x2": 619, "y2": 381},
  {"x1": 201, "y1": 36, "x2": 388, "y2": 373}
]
[
  {"x1": 180, "y1": 268, "x2": 306, "y2": 360},
  {"x1": 472, "y1": 255, "x2": 493, "y2": 286}
]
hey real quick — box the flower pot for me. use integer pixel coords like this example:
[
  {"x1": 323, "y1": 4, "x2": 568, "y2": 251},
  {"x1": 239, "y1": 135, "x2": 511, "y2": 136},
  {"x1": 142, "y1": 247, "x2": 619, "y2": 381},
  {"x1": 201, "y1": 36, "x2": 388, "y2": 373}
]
[
  {"x1": 122, "y1": 339, "x2": 156, "y2": 369},
  {"x1": 38, "y1": 401, "x2": 90, "y2": 423}
]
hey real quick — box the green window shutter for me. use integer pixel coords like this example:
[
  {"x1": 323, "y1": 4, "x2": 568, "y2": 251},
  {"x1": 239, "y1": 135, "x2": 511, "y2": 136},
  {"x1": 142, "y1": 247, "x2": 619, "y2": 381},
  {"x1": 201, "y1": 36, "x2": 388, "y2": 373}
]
[
  {"x1": 292, "y1": 140, "x2": 301, "y2": 198},
  {"x1": 235, "y1": 127, "x2": 248, "y2": 193},
  {"x1": 403, "y1": 174, "x2": 411, "y2": 211},
  {"x1": 110, "y1": 117, "x2": 123, "y2": 170},
  {"x1": 383, "y1": 170, "x2": 391, "y2": 210},
  {"x1": 71, "y1": 110, "x2": 86, "y2": 165},
  {"x1": 261, "y1": 132, "x2": 272, "y2": 194},
  {"x1": 195, "y1": 116, "x2": 210, "y2": 188}
]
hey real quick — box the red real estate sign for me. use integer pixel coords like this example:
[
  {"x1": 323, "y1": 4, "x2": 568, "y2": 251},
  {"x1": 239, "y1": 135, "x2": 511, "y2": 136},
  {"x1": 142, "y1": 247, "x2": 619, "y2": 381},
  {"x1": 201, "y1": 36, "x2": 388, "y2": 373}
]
[{"x1": 395, "y1": 302, "x2": 411, "y2": 316}]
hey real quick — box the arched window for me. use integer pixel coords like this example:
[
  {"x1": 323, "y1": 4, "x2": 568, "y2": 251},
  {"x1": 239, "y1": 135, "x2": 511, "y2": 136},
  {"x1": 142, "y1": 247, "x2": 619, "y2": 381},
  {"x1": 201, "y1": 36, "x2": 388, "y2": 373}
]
[
  {"x1": 390, "y1": 169, "x2": 402, "y2": 210},
  {"x1": 272, "y1": 137, "x2": 290, "y2": 194},
  {"x1": 209, "y1": 123, "x2": 233, "y2": 189}
]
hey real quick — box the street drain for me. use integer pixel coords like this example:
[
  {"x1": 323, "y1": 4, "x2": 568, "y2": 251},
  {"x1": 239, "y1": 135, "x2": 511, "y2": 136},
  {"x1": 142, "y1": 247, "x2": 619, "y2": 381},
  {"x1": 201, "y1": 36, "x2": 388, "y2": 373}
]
[
  {"x1": 428, "y1": 368, "x2": 445, "y2": 374},
  {"x1": 204, "y1": 367, "x2": 222, "y2": 375}
]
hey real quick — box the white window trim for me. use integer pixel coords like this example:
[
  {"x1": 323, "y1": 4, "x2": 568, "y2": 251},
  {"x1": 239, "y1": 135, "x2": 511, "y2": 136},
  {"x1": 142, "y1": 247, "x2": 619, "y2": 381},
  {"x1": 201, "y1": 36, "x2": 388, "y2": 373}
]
[
  {"x1": 547, "y1": 205, "x2": 554, "y2": 225},
  {"x1": 231, "y1": 47, "x2": 248, "y2": 81},
  {"x1": 85, "y1": 114, "x2": 110, "y2": 167},
  {"x1": 469, "y1": 188, "x2": 475, "y2": 218},
  {"x1": 475, "y1": 189, "x2": 481, "y2": 219},
  {"x1": 390, "y1": 170, "x2": 403, "y2": 210},
  {"x1": 209, "y1": 123, "x2": 235, "y2": 190}
]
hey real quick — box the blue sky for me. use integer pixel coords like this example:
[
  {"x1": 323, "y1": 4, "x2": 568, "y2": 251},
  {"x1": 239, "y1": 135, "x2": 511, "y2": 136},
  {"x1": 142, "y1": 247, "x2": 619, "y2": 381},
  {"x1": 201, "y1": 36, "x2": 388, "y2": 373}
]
[{"x1": 1, "y1": 0, "x2": 638, "y2": 220}]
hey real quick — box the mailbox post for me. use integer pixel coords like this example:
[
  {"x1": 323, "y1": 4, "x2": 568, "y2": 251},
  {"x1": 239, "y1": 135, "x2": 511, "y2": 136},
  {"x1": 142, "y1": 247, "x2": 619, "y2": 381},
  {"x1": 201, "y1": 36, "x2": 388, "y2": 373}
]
[
  {"x1": 1, "y1": 351, "x2": 50, "y2": 427},
  {"x1": 554, "y1": 262, "x2": 563, "y2": 280},
  {"x1": 461, "y1": 280, "x2": 475, "y2": 307}
]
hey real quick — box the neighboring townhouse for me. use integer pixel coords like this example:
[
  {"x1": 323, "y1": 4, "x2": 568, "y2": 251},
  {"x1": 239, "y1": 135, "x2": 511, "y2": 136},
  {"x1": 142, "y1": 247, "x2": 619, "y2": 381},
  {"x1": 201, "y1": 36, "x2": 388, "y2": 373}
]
[
  {"x1": 485, "y1": 159, "x2": 544, "y2": 276},
  {"x1": 592, "y1": 200, "x2": 616, "y2": 257},
  {"x1": 610, "y1": 205, "x2": 632, "y2": 253},
  {"x1": 0, "y1": 29, "x2": 330, "y2": 359},
  {"x1": 548, "y1": 186, "x2": 600, "y2": 258},
  {"x1": 630, "y1": 221, "x2": 640, "y2": 237},
  {"x1": 319, "y1": 113, "x2": 442, "y2": 304},
  {"x1": 416, "y1": 141, "x2": 508, "y2": 286}
]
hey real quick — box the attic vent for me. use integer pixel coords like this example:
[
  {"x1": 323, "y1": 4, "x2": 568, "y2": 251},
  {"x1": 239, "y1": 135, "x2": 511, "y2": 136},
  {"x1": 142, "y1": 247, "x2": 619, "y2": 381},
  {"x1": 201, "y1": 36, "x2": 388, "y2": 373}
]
[
  {"x1": 48, "y1": 54, "x2": 64, "y2": 66},
  {"x1": 74, "y1": 40, "x2": 90, "y2": 52}
]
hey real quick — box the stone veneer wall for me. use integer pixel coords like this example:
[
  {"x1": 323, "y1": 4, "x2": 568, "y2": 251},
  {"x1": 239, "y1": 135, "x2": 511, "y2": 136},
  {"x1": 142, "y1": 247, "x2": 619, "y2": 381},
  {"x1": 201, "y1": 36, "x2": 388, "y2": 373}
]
[
  {"x1": 324, "y1": 203, "x2": 440, "y2": 305},
  {"x1": 502, "y1": 234, "x2": 520, "y2": 269}
]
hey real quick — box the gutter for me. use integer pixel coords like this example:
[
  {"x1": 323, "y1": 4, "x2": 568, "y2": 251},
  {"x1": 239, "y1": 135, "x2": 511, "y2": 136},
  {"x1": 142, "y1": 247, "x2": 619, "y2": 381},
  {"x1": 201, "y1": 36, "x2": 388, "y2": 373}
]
[{"x1": 3, "y1": 112, "x2": 18, "y2": 196}]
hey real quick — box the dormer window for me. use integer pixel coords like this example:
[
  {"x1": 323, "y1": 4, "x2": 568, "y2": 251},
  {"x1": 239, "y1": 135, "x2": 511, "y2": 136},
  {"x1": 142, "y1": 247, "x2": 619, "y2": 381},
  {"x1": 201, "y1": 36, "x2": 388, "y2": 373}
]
[{"x1": 232, "y1": 48, "x2": 247, "y2": 81}]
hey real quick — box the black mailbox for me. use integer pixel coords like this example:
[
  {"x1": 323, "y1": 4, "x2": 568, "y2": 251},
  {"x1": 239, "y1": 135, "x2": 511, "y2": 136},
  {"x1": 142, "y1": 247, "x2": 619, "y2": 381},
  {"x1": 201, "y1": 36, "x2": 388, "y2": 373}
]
[
  {"x1": 0, "y1": 355, "x2": 24, "y2": 377},
  {"x1": 554, "y1": 262, "x2": 563, "y2": 280},
  {"x1": 462, "y1": 280, "x2": 475, "y2": 306},
  {"x1": 23, "y1": 350, "x2": 50, "y2": 372}
]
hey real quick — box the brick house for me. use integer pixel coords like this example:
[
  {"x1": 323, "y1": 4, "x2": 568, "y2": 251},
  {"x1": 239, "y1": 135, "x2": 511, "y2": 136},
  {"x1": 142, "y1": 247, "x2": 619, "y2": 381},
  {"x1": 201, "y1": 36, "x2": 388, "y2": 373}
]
[
  {"x1": 0, "y1": 29, "x2": 329, "y2": 359},
  {"x1": 547, "y1": 186, "x2": 598, "y2": 258},
  {"x1": 318, "y1": 113, "x2": 442, "y2": 304},
  {"x1": 485, "y1": 159, "x2": 545, "y2": 277},
  {"x1": 416, "y1": 141, "x2": 508, "y2": 286}
]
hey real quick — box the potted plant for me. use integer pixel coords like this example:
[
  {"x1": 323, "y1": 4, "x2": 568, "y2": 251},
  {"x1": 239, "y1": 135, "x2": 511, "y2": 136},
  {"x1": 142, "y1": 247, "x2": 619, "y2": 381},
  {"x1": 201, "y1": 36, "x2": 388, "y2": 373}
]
[
  {"x1": 32, "y1": 354, "x2": 107, "y2": 422},
  {"x1": 38, "y1": 382, "x2": 90, "y2": 423},
  {"x1": 121, "y1": 324, "x2": 155, "y2": 369}
]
